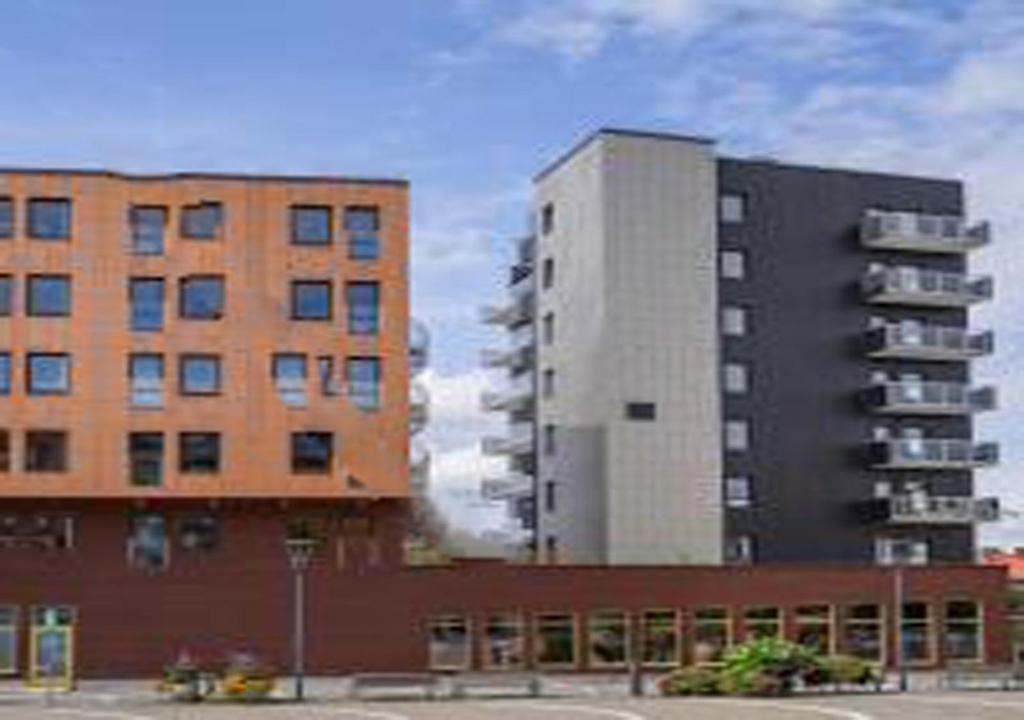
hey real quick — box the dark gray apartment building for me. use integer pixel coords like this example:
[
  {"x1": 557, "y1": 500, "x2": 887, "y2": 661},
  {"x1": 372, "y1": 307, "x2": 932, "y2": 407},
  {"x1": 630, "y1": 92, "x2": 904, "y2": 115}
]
[{"x1": 481, "y1": 128, "x2": 999, "y2": 566}]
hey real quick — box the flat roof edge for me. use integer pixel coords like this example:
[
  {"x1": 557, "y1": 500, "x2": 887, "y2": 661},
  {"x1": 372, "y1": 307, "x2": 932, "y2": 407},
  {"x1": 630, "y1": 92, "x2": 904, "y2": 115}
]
[{"x1": 0, "y1": 167, "x2": 409, "y2": 186}]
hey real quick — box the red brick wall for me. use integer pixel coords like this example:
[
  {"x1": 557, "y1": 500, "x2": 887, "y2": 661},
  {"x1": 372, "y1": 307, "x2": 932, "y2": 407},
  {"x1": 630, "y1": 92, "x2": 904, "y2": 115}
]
[{"x1": 0, "y1": 502, "x2": 1011, "y2": 678}]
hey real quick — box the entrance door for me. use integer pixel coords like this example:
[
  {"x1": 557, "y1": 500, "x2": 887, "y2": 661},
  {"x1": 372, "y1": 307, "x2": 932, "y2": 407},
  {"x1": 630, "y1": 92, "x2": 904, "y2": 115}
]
[{"x1": 28, "y1": 606, "x2": 75, "y2": 689}]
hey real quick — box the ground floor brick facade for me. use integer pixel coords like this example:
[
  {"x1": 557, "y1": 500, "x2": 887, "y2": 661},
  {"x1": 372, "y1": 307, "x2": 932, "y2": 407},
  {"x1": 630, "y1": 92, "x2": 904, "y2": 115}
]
[{"x1": 0, "y1": 500, "x2": 1011, "y2": 680}]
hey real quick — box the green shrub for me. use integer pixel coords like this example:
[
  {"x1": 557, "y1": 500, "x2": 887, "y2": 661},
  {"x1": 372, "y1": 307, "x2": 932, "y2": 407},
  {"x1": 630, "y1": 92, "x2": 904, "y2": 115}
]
[
  {"x1": 721, "y1": 637, "x2": 820, "y2": 696},
  {"x1": 821, "y1": 655, "x2": 878, "y2": 687},
  {"x1": 657, "y1": 665, "x2": 724, "y2": 696}
]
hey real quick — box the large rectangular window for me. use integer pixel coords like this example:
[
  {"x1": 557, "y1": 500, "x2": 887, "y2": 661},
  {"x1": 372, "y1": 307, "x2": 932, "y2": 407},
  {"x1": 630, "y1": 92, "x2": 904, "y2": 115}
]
[
  {"x1": 944, "y1": 600, "x2": 982, "y2": 662},
  {"x1": 129, "y1": 432, "x2": 163, "y2": 487},
  {"x1": 346, "y1": 356, "x2": 381, "y2": 411},
  {"x1": 128, "y1": 514, "x2": 168, "y2": 572},
  {"x1": 291, "y1": 280, "x2": 332, "y2": 320},
  {"x1": 180, "y1": 202, "x2": 222, "y2": 239},
  {"x1": 483, "y1": 614, "x2": 524, "y2": 670},
  {"x1": 27, "y1": 199, "x2": 71, "y2": 239},
  {"x1": 744, "y1": 606, "x2": 782, "y2": 641},
  {"x1": 129, "y1": 354, "x2": 163, "y2": 407},
  {"x1": 588, "y1": 611, "x2": 629, "y2": 668},
  {"x1": 130, "y1": 278, "x2": 164, "y2": 331},
  {"x1": 179, "y1": 432, "x2": 220, "y2": 474},
  {"x1": 794, "y1": 605, "x2": 833, "y2": 655},
  {"x1": 273, "y1": 353, "x2": 307, "y2": 406},
  {"x1": 641, "y1": 610, "x2": 680, "y2": 668},
  {"x1": 345, "y1": 206, "x2": 380, "y2": 259},
  {"x1": 291, "y1": 432, "x2": 333, "y2": 473},
  {"x1": 179, "y1": 276, "x2": 225, "y2": 320},
  {"x1": 27, "y1": 275, "x2": 70, "y2": 317},
  {"x1": 0, "y1": 276, "x2": 11, "y2": 316},
  {"x1": 130, "y1": 206, "x2": 166, "y2": 255},
  {"x1": 25, "y1": 431, "x2": 68, "y2": 472},
  {"x1": 179, "y1": 354, "x2": 221, "y2": 395},
  {"x1": 901, "y1": 602, "x2": 934, "y2": 664},
  {"x1": 725, "y1": 420, "x2": 750, "y2": 451},
  {"x1": 346, "y1": 281, "x2": 380, "y2": 335},
  {"x1": 0, "y1": 431, "x2": 9, "y2": 472},
  {"x1": 0, "y1": 198, "x2": 12, "y2": 238},
  {"x1": 428, "y1": 616, "x2": 470, "y2": 671},
  {"x1": 0, "y1": 606, "x2": 17, "y2": 674},
  {"x1": 693, "y1": 608, "x2": 731, "y2": 663},
  {"x1": 27, "y1": 353, "x2": 70, "y2": 395},
  {"x1": 534, "y1": 613, "x2": 576, "y2": 668},
  {"x1": 842, "y1": 604, "x2": 884, "y2": 662},
  {"x1": 0, "y1": 353, "x2": 9, "y2": 396},
  {"x1": 291, "y1": 205, "x2": 332, "y2": 245}
]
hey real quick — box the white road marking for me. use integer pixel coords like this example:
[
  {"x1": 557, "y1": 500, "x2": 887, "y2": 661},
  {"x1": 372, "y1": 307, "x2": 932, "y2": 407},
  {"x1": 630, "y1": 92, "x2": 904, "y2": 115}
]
[
  {"x1": 491, "y1": 701, "x2": 649, "y2": 720},
  {"x1": 311, "y1": 708, "x2": 415, "y2": 720},
  {"x1": 683, "y1": 697, "x2": 876, "y2": 720},
  {"x1": 49, "y1": 709, "x2": 156, "y2": 720},
  {"x1": 891, "y1": 695, "x2": 1024, "y2": 711}
]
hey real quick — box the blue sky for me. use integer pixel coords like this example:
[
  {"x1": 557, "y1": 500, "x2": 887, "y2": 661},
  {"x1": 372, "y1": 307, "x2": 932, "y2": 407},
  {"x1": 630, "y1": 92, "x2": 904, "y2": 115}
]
[{"x1": 2, "y1": 0, "x2": 1023, "y2": 544}]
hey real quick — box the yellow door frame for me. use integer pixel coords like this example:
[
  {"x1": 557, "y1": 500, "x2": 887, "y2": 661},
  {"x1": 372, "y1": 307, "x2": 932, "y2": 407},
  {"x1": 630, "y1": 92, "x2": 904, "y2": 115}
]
[{"x1": 27, "y1": 624, "x2": 74, "y2": 690}]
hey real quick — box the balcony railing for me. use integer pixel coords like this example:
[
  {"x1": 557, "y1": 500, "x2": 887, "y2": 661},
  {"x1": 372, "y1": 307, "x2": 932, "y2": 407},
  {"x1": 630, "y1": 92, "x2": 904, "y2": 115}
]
[
  {"x1": 480, "y1": 288, "x2": 534, "y2": 327},
  {"x1": 481, "y1": 376, "x2": 534, "y2": 412},
  {"x1": 862, "y1": 267, "x2": 993, "y2": 307},
  {"x1": 884, "y1": 495, "x2": 1000, "y2": 524},
  {"x1": 481, "y1": 344, "x2": 535, "y2": 372},
  {"x1": 868, "y1": 439, "x2": 999, "y2": 469},
  {"x1": 481, "y1": 473, "x2": 534, "y2": 501},
  {"x1": 410, "y1": 381, "x2": 430, "y2": 435},
  {"x1": 866, "y1": 381, "x2": 996, "y2": 415},
  {"x1": 481, "y1": 423, "x2": 534, "y2": 456},
  {"x1": 865, "y1": 324, "x2": 993, "y2": 361},
  {"x1": 862, "y1": 209, "x2": 990, "y2": 253}
]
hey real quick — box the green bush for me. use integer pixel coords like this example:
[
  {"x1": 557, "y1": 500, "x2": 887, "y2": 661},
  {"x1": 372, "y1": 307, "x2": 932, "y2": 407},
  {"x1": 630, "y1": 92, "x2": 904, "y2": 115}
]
[
  {"x1": 720, "y1": 637, "x2": 820, "y2": 697},
  {"x1": 657, "y1": 665, "x2": 724, "y2": 696},
  {"x1": 821, "y1": 654, "x2": 879, "y2": 687}
]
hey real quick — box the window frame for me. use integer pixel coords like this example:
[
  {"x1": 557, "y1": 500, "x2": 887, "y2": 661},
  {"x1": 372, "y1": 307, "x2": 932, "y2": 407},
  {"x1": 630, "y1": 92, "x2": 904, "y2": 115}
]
[
  {"x1": 720, "y1": 249, "x2": 747, "y2": 279},
  {"x1": 179, "y1": 201, "x2": 223, "y2": 240},
  {"x1": 129, "y1": 277, "x2": 165, "y2": 332},
  {"x1": 0, "y1": 352, "x2": 10, "y2": 396},
  {"x1": 24, "y1": 430, "x2": 69, "y2": 473},
  {"x1": 345, "y1": 356, "x2": 382, "y2": 411},
  {"x1": 129, "y1": 353, "x2": 164, "y2": 408},
  {"x1": 178, "y1": 432, "x2": 221, "y2": 474},
  {"x1": 0, "y1": 197, "x2": 13, "y2": 239},
  {"x1": 26, "y1": 353, "x2": 71, "y2": 396},
  {"x1": 692, "y1": 607, "x2": 732, "y2": 663},
  {"x1": 587, "y1": 610, "x2": 631, "y2": 669},
  {"x1": 291, "y1": 431, "x2": 334, "y2": 474},
  {"x1": 290, "y1": 204, "x2": 333, "y2": 246},
  {"x1": 178, "y1": 354, "x2": 222, "y2": 396},
  {"x1": 743, "y1": 606, "x2": 783, "y2": 641},
  {"x1": 290, "y1": 280, "x2": 333, "y2": 321},
  {"x1": 344, "y1": 205, "x2": 381, "y2": 260},
  {"x1": 127, "y1": 513, "x2": 169, "y2": 573},
  {"x1": 0, "y1": 275, "x2": 12, "y2": 316},
  {"x1": 129, "y1": 205, "x2": 167, "y2": 255},
  {"x1": 26, "y1": 275, "x2": 71, "y2": 317},
  {"x1": 0, "y1": 606, "x2": 17, "y2": 675},
  {"x1": 719, "y1": 193, "x2": 746, "y2": 224},
  {"x1": 641, "y1": 609, "x2": 681, "y2": 668},
  {"x1": 793, "y1": 604, "x2": 835, "y2": 656},
  {"x1": 27, "y1": 198, "x2": 71, "y2": 240},
  {"x1": 428, "y1": 615, "x2": 472, "y2": 671},
  {"x1": 943, "y1": 599, "x2": 984, "y2": 663},
  {"x1": 723, "y1": 362, "x2": 749, "y2": 395},
  {"x1": 482, "y1": 613, "x2": 525, "y2": 671},
  {"x1": 346, "y1": 281, "x2": 380, "y2": 335},
  {"x1": 128, "y1": 432, "x2": 164, "y2": 488},
  {"x1": 179, "y1": 275, "x2": 225, "y2": 321},
  {"x1": 725, "y1": 476, "x2": 753, "y2": 509},
  {"x1": 533, "y1": 612, "x2": 578, "y2": 670},
  {"x1": 842, "y1": 604, "x2": 886, "y2": 663}
]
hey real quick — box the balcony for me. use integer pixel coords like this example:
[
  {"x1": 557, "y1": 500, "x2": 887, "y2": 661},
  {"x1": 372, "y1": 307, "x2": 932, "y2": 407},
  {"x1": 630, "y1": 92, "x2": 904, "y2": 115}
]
[
  {"x1": 881, "y1": 495, "x2": 1001, "y2": 525},
  {"x1": 868, "y1": 439, "x2": 999, "y2": 469},
  {"x1": 865, "y1": 381, "x2": 996, "y2": 415},
  {"x1": 481, "y1": 423, "x2": 534, "y2": 456},
  {"x1": 862, "y1": 209, "x2": 990, "y2": 254},
  {"x1": 481, "y1": 376, "x2": 534, "y2": 412},
  {"x1": 481, "y1": 343, "x2": 535, "y2": 372},
  {"x1": 480, "y1": 288, "x2": 534, "y2": 327},
  {"x1": 482, "y1": 473, "x2": 534, "y2": 501},
  {"x1": 865, "y1": 324, "x2": 993, "y2": 361},
  {"x1": 862, "y1": 267, "x2": 993, "y2": 307},
  {"x1": 410, "y1": 381, "x2": 430, "y2": 435}
]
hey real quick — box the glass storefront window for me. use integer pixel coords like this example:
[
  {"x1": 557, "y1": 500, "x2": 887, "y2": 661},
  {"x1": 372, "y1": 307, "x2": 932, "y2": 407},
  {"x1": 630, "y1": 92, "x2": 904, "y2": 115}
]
[
  {"x1": 794, "y1": 605, "x2": 833, "y2": 655},
  {"x1": 428, "y1": 616, "x2": 470, "y2": 670},
  {"x1": 588, "y1": 611, "x2": 628, "y2": 668},
  {"x1": 641, "y1": 609, "x2": 679, "y2": 667},
  {"x1": 483, "y1": 614, "x2": 524, "y2": 670},
  {"x1": 744, "y1": 606, "x2": 781, "y2": 641},
  {"x1": 535, "y1": 613, "x2": 576, "y2": 668},
  {"x1": 693, "y1": 607, "x2": 731, "y2": 663},
  {"x1": 843, "y1": 604, "x2": 884, "y2": 662},
  {"x1": 945, "y1": 600, "x2": 982, "y2": 662}
]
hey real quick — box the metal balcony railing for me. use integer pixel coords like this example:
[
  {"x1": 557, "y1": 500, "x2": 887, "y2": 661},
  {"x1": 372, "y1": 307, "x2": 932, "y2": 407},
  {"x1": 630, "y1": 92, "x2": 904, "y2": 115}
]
[
  {"x1": 862, "y1": 267, "x2": 993, "y2": 307},
  {"x1": 868, "y1": 439, "x2": 999, "y2": 469},
  {"x1": 866, "y1": 381, "x2": 996, "y2": 415},
  {"x1": 481, "y1": 376, "x2": 534, "y2": 412},
  {"x1": 885, "y1": 495, "x2": 1000, "y2": 524},
  {"x1": 480, "y1": 288, "x2": 534, "y2": 327},
  {"x1": 862, "y1": 209, "x2": 991, "y2": 253},
  {"x1": 410, "y1": 381, "x2": 430, "y2": 435},
  {"x1": 481, "y1": 423, "x2": 534, "y2": 456},
  {"x1": 481, "y1": 473, "x2": 534, "y2": 501},
  {"x1": 865, "y1": 324, "x2": 993, "y2": 360}
]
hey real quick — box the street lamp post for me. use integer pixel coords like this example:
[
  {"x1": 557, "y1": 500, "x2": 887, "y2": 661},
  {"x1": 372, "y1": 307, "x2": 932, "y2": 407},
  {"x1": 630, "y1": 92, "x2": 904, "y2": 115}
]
[
  {"x1": 284, "y1": 536, "x2": 317, "y2": 702},
  {"x1": 893, "y1": 563, "x2": 908, "y2": 692}
]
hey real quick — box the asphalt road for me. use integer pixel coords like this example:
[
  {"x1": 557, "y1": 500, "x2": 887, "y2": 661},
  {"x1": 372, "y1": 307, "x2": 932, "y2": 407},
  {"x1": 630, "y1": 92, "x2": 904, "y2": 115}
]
[{"x1": 4, "y1": 693, "x2": 1024, "y2": 720}]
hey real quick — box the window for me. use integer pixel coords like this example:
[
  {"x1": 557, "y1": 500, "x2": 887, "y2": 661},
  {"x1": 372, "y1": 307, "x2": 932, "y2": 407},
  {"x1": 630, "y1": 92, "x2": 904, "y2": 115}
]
[
  {"x1": 27, "y1": 199, "x2": 71, "y2": 239},
  {"x1": 179, "y1": 432, "x2": 220, "y2": 474},
  {"x1": 724, "y1": 363, "x2": 748, "y2": 394},
  {"x1": 0, "y1": 198, "x2": 12, "y2": 238},
  {"x1": 0, "y1": 276, "x2": 11, "y2": 316},
  {"x1": 546, "y1": 535, "x2": 558, "y2": 562},
  {"x1": 725, "y1": 420, "x2": 749, "y2": 451},
  {"x1": 347, "y1": 281, "x2": 380, "y2": 335},
  {"x1": 693, "y1": 608, "x2": 731, "y2": 663},
  {"x1": 542, "y1": 368, "x2": 555, "y2": 398},
  {"x1": 901, "y1": 602, "x2": 935, "y2": 664},
  {"x1": 177, "y1": 515, "x2": 220, "y2": 551},
  {"x1": 641, "y1": 610, "x2": 679, "y2": 667},
  {"x1": 129, "y1": 354, "x2": 163, "y2": 407},
  {"x1": 317, "y1": 356, "x2": 338, "y2": 396},
  {"x1": 27, "y1": 353, "x2": 70, "y2": 395},
  {"x1": 130, "y1": 278, "x2": 164, "y2": 331},
  {"x1": 843, "y1": 604, "x2": 884, "y2": 662},
  {"x1": 291, "y1": 280, "x2": 332, "y2": 320},
  {"x1": 589, "y1": 611, "x2": 629, "y2": 668},
  {"x1": 180, "y1": 276, "x2": 225, "y2": 320},
  {"x1": 27, "y1": 275, "x2": 70, "y2": 317},
  {"x1": 129, "y1": 433, "x2": 163, "y2": 487},
  {"x1": 721, "y1": 250, "x2": 746, "y2": 279},
  {"x1": 744, "y1": 606, "x2": 781, "y2": 641},
  {"x1": 720, "y1": 193, "x2": 745, "y2": 223},
  {"x1": 0, "y1": 353, "x2": 9, "y2": 396},
  {"x1": 544, "y1": 480, "x2": 557, "y2": 513},
  {"x1": 346, "y1": 357, "x2": 381, "y2": 411},
  {"x1": 794, "y1": 605, "x2": 833, "y2": 655},
  {"x1": 180, "y1": 202, "x2": 222, "y2": 239},
  {"x1": 876, "y1": 537, "x2": 928, "y2": 566},
  {"x1": 128, "y1": 515, "x2": 168, "y2": 572},
  {"x1": 540, "y1": 203, "x2": 555, "y2": 235},
  {"x1": 542, "y1": 312, "x2": 554, "y2": 345},
  {"x1": 625, "y1": 402, "x2": 656, "y2": 421},
  {"x1": 345, "y1": 206, "x2": 380, "y2": 259},
  {"x1": 543, "y1": 424, "x2": 556, "y2": 455},
  {"x1": 0, "y1": 606, "x2": 15, "y2": 674},
  {"x1": 428, "y1": 616, "x2": 470, "y2": 670},
  {"x1": 722, "y1": 306, "x2": 747, "y2": 336},
  {"x1": 179, "y1": 354, "x2": 221, "y2": 395},
  {"x1": 725, "y1": 477, "x2": 752, "y2": 508},
  {"x1": 130, "y1": 206, "x2": 166, "y2": 254},
  {"x1": 291, "y1": 205, "x2": 332, "y2": 245},
  {"x1": 25, "y1": 431, "x2": 68, "y2": 472},
  {"x1": 534, "y1": 613, "x2": 575, "y2": 668},
  {"x1": 291, "y1": 432, "x2": 333, "y2": 473},
  {"x1": 727, "y1": 534, "x2": 755, "y2": 564},
  {"x1": 944, "y1": 601, "x2": 982, "y2": 662},
  {"x1": 542, "y1": 257, "x2": 554, "y2": 289},
  {"x1": 273, "y1": 354, "x2": 307, "y2": 406},
  {"x1": 0, "y1": 431, "x2": 9, "y2": 472},
  {"x1": 483, "y1": 614, "x2": 524, "y2": 670}
]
